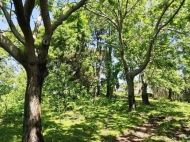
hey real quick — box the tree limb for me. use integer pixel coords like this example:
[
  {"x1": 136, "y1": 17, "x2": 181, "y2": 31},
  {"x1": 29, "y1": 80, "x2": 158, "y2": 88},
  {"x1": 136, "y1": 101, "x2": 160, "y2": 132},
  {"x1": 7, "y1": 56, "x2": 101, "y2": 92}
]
[
  {"x1": 0, "y1": 0, "x2": 25, "y2": 45},
  {"x1": 0, "y1": 31, "x2": 25, "y2": 63},
  {"x1": 154, "y1": 0, "x2": 174, "y2": 34},
  {"x1": 123, "y1": 0, "x2": 140, "y2": 19},
  {"x1": 13, "y1": 0, "x2": 35, "y2": 58},
  {"x1": 85, "y1": 6, "x2": 117, "y2": 28},
  {"x1": 158, "y1": 0, "x2": 185, "y2": 31},
  {"x1": 102, "y1": 3, "x2": 118, "y2": 21},
  {"x1": 132, "y1": 0, "x2": 185, "y2": 77},
  {"x1": 24, "y1": 0, "x2": 35, "y2": 20},
  {"x1": 39, "y1": 0, "x2": 52, "y2": 37},
  {"x1": 52, "y1": 0, "x2": 87, "y2": 31},
  {"x1": 12, "y1": 0, "x2": 31, "y2": 37},
  {"x1": 33, "y1": 15, "x2": 42, "y2": 39}
]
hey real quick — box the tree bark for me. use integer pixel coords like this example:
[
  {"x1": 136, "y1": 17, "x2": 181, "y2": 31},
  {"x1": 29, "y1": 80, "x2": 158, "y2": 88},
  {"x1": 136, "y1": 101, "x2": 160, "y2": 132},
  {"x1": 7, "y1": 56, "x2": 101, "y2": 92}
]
[
  {"x1": 22, "y1": 63, "x2": 47, "y2": 142},
  {"x1": 126, "y1": 75, "x2": 136, "y2": 111},
  {"x1": 141, "y1": 82, "x2": 150, "y2": 105},
  {"x1": 140, "y1": 72, "x2": 150, "y2": 105}
]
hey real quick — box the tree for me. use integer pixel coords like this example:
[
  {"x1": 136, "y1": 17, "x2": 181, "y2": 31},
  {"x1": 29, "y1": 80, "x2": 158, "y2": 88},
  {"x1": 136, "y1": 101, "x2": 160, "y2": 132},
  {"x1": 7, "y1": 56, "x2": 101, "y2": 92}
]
[
  {"x1": 86, "y1": 0, "x2": 185, "y2": 111},
  {"x1": 0, "y1": 0, "x2": 87, "y2": 141}
]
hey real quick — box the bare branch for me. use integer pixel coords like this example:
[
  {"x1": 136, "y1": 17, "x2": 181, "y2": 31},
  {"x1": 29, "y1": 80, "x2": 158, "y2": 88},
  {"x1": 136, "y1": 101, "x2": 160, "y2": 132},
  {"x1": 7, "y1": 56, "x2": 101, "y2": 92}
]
[
  {"x1": 0, "y1": 31, "x2": 25, "y2": 63},
  {"x1": 0, "y1": 0, "x2": 25, "y2": 45},
  {"x1": 52, "y1": 0, "x2": 87, "y2": 31},
  {"x1": 24, "y1": 0, "x2": 35, "y2": 20}
]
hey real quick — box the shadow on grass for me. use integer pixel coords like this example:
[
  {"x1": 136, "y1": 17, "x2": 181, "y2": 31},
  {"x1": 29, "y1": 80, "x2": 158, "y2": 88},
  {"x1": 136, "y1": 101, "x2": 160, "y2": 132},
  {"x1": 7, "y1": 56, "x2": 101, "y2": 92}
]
[
  {"x1": 0, "y1": 96, "x2": 190, "y2": 142},
  {"x1": 137, "y1": 99, "x2": 187, "y2": 119},
  {"x1": 43, "y1": 120, "x2": 99, "y2": 142},
  {"x1": 116, "y1": 99, "x2": 190, "y2": 142},
  {"x1": 0, "y1": 111, "x2": 23, "y2": 142},
  {"x1": 42, "y1": 96, "x2": 145, "y2": 142}
]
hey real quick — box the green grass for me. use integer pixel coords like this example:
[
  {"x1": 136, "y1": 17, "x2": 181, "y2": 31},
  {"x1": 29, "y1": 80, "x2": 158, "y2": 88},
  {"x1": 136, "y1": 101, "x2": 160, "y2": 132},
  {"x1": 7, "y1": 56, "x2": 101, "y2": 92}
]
[{"x1": 0, "y1": 94, "x2": 190, "y2": 142}]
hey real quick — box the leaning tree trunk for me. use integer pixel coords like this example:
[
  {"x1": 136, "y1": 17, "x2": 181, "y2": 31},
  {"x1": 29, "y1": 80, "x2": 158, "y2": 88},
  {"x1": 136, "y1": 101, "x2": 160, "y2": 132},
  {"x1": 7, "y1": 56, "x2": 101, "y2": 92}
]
[
  {"x1": 22, "y1": 63, "x2": 47, "y2": 142},
  {"x1": 126, "y1": 75, "x2": 136, "y2": 111},
  {"x1": 141, "y1": 82, "x2": 150, "y2": 105}
]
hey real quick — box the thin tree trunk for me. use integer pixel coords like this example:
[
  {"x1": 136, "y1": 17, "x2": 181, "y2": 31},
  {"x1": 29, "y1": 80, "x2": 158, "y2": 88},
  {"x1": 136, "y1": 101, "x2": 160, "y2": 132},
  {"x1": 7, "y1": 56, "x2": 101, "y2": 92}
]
[
  {"x1": 168, "y1": 88, "x2": 172, "y2": 101},
  {"x1": 126, "y1": 75, "x2": 136, "y2": 111},
  {"x1": 106, "y1": 46, "x2": 113, "y2": 98},
  {"x1": 22, "y1": 64, "x2": 47, "y2": 142},
  {"x1": 106, "y1": 82, "x2": 113, "y2": 98}
]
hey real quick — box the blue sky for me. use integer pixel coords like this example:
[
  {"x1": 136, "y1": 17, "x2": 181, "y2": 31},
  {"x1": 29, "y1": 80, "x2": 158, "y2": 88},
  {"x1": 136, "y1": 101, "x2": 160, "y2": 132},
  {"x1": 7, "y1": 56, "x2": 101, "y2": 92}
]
[{"x1": 0, "y1": 4, "x2": 40, "y2": 31}]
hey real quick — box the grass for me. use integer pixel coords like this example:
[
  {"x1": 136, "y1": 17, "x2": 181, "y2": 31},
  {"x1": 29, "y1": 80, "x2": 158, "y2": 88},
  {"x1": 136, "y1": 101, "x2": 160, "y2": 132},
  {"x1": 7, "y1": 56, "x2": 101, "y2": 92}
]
[{"x1": 0, "y1": 94, "x2": 190, "y2": 142}]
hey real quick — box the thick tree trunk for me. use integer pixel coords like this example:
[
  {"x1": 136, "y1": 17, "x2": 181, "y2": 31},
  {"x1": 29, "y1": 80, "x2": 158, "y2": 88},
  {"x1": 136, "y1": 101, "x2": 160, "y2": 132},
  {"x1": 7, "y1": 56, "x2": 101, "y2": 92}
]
[
  {"x1": 22, "y1": 64, "x2": 47, "y2": 142},
  {"x1": 141, "y1": 82, "x2": 150, "y2": 105},
  {"x1": 126, "y1": 75, "x2": 136, "y2": 111}
]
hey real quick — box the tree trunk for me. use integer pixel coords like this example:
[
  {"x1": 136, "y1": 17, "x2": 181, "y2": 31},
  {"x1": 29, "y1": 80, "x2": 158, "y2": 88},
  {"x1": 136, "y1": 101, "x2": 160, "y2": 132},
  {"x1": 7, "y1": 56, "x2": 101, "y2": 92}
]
[
  {"x1": 168, "y1": 88, "x2": 173, "y2": 101},
  {"x1": 106, "y1": 45, "x2": 113, "y2": 98},
  {"x1": 22, "y1": 64, "x2": 47, "y2": 142},
  {"x1": 106, "y1": 82, "x2": 113, "y2": 98},
  {"x1": 141, "y1": 82, "x2": 150, "y2": 105},
  {"x1": 126, "y1": 75, "x2": 136, "y2": 111}
]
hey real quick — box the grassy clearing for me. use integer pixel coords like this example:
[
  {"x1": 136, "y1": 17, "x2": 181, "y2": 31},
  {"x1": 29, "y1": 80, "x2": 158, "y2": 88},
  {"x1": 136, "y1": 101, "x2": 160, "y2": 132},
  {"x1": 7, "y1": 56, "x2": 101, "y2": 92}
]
[{"x1": 0, "y1": 94, "x2": 190, "y2": 142}]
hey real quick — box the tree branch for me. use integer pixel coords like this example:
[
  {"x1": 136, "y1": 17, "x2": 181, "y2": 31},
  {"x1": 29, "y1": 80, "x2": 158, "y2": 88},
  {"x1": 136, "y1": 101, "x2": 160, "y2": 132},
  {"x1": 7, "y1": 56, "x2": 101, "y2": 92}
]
[
  {"x1": 0, "y1": 31, "x2": 25, "y2": 63},
  {"x1": 132, "y1": 0, "x2": 185, "y2": 77},
  {"x1": 33, "y1": 15, "x2": 42, "y2": 39},
  {"x1": 13, "y1": 0, "x2": 30, "y2": 36},
  {"x1": 123, "y1": 0, "x2": 140, "y2": 19},
  {"x1": 85, "y1": 6, "x2": 117, "y2": 28},
  {"x1": 39, "y1": 0, "x2": 52, "y2": 37},
  {"x1": 52, "y1": 0, "x2": 87, "y2": 31},
  {"x1": 13, "y1": 0, "x2": 34, "y2": 50},
  {"x1": 24, "y1": 0, "x2": 35, "y2": 20},
  {"x1": 0, "y1": 0, "x2": 25, "y2": 45},
  {"x1": 102, "y1": 3, "x2": 118, "y2": 21},
  {"x1": 158, "y1": 0, "x2": 185, "y2": 31},
  {"x1": 154, "y1": 0, "x2": 174, "y2": 34}
]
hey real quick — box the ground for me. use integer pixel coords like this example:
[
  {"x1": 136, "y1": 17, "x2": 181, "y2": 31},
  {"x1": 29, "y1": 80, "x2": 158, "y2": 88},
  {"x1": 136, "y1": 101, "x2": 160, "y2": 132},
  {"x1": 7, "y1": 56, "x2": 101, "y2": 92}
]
[
  {"x1": 116, "y1": 115, "x2": 190, "y2": 142},
  {"x1": 0, "y1": 95, "x2": 190, "y2": 142}
]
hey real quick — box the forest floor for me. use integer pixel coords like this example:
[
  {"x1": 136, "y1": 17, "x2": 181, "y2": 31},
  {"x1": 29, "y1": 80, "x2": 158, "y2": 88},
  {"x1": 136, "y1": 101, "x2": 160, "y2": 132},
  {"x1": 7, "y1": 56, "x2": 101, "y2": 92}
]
[
  {"x1": 116, "y1": 115, "x2": 190, "y2": 142},
  {"x1": 0, "y1": 94, "x2": 190, "y2": 142}
]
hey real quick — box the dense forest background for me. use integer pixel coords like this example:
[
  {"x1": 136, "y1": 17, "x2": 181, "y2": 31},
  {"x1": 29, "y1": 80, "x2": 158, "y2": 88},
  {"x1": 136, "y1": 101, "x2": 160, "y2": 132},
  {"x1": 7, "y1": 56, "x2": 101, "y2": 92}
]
[{"x1": 1, "y1": 0, "x2": 190, "y2": 141}]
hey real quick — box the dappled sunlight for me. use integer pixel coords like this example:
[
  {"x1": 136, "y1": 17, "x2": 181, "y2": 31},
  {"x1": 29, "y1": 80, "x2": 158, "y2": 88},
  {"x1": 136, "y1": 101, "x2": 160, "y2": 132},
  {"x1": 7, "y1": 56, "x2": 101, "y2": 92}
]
[{"x1": 0, "y1": 95, "x2": 190, "y2": 141}]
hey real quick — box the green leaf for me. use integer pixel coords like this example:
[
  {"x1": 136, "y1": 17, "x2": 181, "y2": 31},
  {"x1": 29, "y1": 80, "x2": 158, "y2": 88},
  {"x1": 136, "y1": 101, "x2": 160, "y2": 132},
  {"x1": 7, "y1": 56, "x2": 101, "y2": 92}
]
[
  {"x1": 66, "y1": 14, "x2": 78, "y2": 23},
  {"x1": 108, "y1": 0, "x2": 118, "y2": 7},
  {"x1": 100, "y1": 0, "x2": 106, "y2": 3}
]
